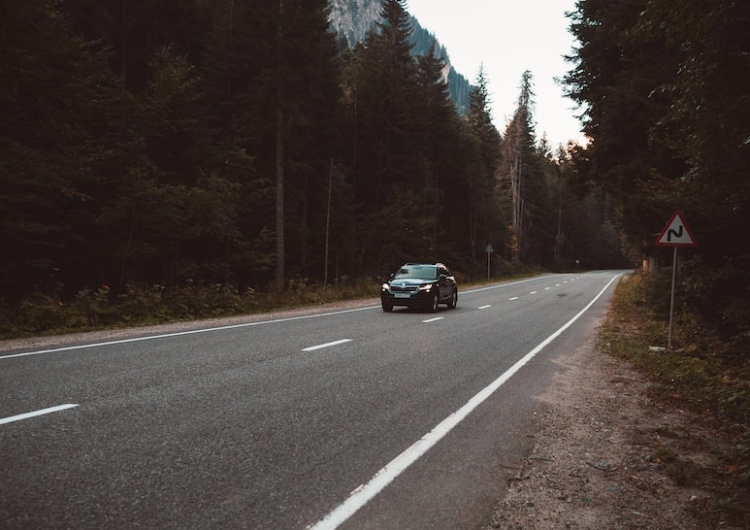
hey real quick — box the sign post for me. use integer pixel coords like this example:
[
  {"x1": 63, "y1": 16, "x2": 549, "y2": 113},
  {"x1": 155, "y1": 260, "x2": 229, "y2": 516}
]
[
  {"x1": 655, "y1": 211, "x2": 697, "y2": 349},
  {"x1": 485, "y1": 244, "x2": 494, "y2": 280}
]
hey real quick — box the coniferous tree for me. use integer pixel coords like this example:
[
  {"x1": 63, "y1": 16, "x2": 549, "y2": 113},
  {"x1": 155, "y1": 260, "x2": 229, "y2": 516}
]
[
  {"x1": 344, "y1": 0, "x2": 426, "y2": 270},
  {"x1": 565, "y1": 0, "x2": 750, "y2": 339},
  {"x1": 63, "y1": 0, "x2": 211, "y2": 93},
  {"x1": 1, "y1": 0, "x2": 637, "y2": 319},
  {"x1": 564, "y1": 0, "x2": 682, "y2": 254},
  {"x1": 413, "y1": 44, "x2": 463, "y2": 258},
  {"x1": 637, "y1": 0, "x2": 750, "y2": 336},
  {"x1": 198, "y1": 0, "x2": 341, "y2": 288},
  {"x1": 0, "y1": 0, "x2": 125, "y2": 301},
  {"x1": 464, "y1": 67, "x2": 501, "y2": 264},
  {"x1": 498, "y1": 71, "x2": 559, "y2": 266},
  {"x1": 279, "y1": 0, "x2": 341, "y2": 282}
]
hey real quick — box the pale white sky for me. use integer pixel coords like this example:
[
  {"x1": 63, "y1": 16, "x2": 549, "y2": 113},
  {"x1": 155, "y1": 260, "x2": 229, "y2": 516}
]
[{"x1": 406, "y1": 0, "x2": 584, "y2": 148}]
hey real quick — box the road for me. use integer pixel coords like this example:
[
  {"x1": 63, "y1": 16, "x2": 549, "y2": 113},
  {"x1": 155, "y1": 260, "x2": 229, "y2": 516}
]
[{"x1": 0, "y1": 271, "x2": 623, "y2": 530}]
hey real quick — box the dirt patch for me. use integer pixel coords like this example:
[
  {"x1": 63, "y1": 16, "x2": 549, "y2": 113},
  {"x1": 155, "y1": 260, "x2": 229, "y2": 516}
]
[{"x1": 485, "y1": 335, "x2": 746, "y2": 530}]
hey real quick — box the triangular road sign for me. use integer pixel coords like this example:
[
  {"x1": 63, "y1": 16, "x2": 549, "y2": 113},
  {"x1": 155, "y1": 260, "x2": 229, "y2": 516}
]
[{"x1": 656, "y1": 210, "x2": 697, "y2": 247}]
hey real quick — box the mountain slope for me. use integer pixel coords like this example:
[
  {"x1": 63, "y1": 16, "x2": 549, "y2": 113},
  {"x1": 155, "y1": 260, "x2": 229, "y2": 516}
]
[{"x1": 328, "y1": 0, "x2": 472, "y2": 115}]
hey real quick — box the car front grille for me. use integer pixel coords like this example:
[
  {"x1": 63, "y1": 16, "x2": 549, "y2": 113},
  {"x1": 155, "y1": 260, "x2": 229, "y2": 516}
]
[{"x1": 390, "y1": 284, "x2": 419, "y2": 293}]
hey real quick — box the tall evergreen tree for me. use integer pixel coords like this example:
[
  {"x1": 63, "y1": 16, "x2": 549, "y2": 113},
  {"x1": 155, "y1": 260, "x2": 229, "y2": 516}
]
[
  {"x1": 413, "y1": 44, "x2": 462, "y2": 258},
  {"x1": 565, "y1": 0, "x2": 750, "y2": 339},
  {"x1": 278, "y1": 0, "x2": 341, "y2": 283},
  {"x1": 199, "y1": 0, "x2": 340, "y2": 288},
  {"x1": 464, "y1": 67, "x2": 501, "y2": 263},
  {"x1": 639, "y1": 0, "x2": 750, "y2": 336},
  {"x1": 344, "y1": 0, "x2": 426, "y2": 270},
  {"x1": 563, "y1": 0, "x2": 683, "y2": 254},
  {"x1": 0, "y1": 0, "x2": 124, "y2": 301},
  {"x1": 63, "y1": 0, "x2": 211, "y2": 92},
  {"x1": 499, "y1": 71, "x2": 553, "y2": 264}
]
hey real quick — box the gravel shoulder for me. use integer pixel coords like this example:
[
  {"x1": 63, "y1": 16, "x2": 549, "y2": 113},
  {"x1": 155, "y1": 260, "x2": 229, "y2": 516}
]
[{"x1": 484, "y1": 325, "x2": 742, "y2": 530}]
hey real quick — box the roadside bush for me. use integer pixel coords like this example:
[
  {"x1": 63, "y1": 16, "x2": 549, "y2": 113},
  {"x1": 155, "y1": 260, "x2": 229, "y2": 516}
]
[
  {"x1": 67, "y1": 286, "x2": 117, "y2": 328},
  {"x1": 115, "y1": 284, "x2": 171, "y2": 324},
  {"x1": 166, "y1": 282, "x2": 245, "y2": 320},
  {"x1": 14, "y1": 292, "x2": 67, "y2": 334},
  {"x1": 0, "y1": 278, "x2": 378, "y2": 339}
]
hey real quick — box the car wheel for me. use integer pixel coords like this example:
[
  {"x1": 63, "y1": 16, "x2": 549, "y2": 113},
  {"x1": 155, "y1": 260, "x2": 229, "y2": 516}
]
[
  {"x1": 448, "y1": 289, "x2": 458, "y2": 309},
  {"x1": 430, "y1": 292, "x2": 439, "y2": 312},
  {"x1": 382, "y1": 301, "x2": 393, "y2": 312}
]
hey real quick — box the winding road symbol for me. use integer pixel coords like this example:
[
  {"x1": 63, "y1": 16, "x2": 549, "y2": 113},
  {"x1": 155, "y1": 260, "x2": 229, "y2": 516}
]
[{"x1": 656, "y1": 210, "x2": 697, "y2": 247}]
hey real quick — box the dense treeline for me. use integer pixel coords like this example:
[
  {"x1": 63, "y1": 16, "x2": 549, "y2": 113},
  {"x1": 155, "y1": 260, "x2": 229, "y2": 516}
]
[
  {"x1": 1, "y1": 0, "x2": 612, "y2": 321},
  {"x1": 564, "y1": 0, "x2": 750, "y2": 346}
]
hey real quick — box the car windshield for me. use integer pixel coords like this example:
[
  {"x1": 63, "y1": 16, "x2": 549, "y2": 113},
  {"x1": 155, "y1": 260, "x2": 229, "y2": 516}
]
[{"x1": 393, "y1": 266, "x2": 437, "y2": 280}]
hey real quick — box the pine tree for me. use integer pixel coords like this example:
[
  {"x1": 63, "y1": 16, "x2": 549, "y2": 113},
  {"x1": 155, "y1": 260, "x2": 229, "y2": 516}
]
[
  {"x1": 414, "y1": 44, "x2": 462, "y2": 257},
  {"x1": 499, "y1": 71, "x2": 554, "y2": 264},
  {"x1": 278, "y1": 0, "x2": 341, "y2": 283},
  {"x1": 343, "y1": 0, "x2": 428, "y2": 269},
  {"x1": 563, "y1": 0, "x2": 682, "y2": 251},
  {"x1": 464, "y1": 67, "x2": 501, "y2": 262},
  {"x1": 198, "y1": 0, "x2": 341, "y2": 289},
  {"x1": 565, "y1": 0, "x2": 750, "y2": 339},
  {"x1": 0, "y1": 0, "x2": 125, "y2": 301}
]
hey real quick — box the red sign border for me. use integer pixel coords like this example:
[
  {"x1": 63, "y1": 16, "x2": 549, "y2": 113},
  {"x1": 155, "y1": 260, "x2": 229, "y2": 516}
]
[{"x1": 655, "y1": 210, "x2": 697, "y2": 247}]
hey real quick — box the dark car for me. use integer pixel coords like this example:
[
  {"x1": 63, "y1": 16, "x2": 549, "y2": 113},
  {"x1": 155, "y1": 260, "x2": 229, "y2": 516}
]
[{"x1": 380, "y1": 263, "x2": 458, "y2": 312}]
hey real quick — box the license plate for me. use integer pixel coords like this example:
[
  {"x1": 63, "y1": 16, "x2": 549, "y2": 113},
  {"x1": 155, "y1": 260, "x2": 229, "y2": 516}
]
[{"x1": 395, "y1": 293, "x2": 410, "y2": 298}]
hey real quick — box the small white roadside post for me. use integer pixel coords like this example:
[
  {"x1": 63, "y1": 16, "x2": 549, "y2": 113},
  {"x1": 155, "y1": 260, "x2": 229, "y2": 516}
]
[
  {"x1": 654, "y1": 210, "x2": 697, "y2": 349},
  {"x1": 485, "y1": 244, "x2": 494, "y2": 280}
]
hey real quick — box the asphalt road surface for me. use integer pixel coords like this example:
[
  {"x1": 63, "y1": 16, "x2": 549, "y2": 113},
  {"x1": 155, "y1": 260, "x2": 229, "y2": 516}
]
[{"x1": 1, "y1": 271, "x2": 624, "y2": 530}]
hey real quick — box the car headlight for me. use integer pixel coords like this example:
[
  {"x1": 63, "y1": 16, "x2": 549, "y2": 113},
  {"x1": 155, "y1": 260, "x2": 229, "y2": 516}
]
[
  {"x1": 381, "y1": 283, "x2": 390, "y2": 291},
  {"x1": 418, "y1": 284, "x2": 433, "y2": 292}
]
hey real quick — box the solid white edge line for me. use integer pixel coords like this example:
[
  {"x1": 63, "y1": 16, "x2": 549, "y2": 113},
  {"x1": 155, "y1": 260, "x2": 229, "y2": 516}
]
[
  {"x1": 306, "y1": 273, "x2": 621, "y2": 530},
  {"x1": 0, "y1": 404, "x2": 79, "y2": 426},
  {"x1": 303, "y1": 339, "x2": 352, "y2": 352},
  {"x1": 1, "y1": 306, "x2": 376, "y2": 360}
]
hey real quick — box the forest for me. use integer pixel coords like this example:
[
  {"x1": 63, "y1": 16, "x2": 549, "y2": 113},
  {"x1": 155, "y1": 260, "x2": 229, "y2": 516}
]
[
  {"x1": 565, "y1": 0, "x2": 750, "y2": 349},
  {"x1": 1, "y1": 0, "x2": 747, "y2": 350}
]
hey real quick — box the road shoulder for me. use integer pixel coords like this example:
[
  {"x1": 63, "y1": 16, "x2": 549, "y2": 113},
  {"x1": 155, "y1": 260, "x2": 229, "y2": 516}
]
[{"x1": 484, "y1": 330, "x2": 736, "y2": 530}]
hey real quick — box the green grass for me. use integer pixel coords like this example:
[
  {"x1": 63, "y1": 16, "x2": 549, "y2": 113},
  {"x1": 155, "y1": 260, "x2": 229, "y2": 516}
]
[{"x1": 599, "y1": 272, "x2": 750, "y2": 526}]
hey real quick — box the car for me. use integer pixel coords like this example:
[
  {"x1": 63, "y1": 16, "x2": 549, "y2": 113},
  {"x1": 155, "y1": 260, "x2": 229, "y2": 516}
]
[{"x1": 380, "y1": 263, "x2": 458, "y2": 312}]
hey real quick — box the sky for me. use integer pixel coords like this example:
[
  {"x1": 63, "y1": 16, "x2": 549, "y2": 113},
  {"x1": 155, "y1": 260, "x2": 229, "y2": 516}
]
[{"x1": 405, "y1": 0, "x2": 585, "y2": 148}]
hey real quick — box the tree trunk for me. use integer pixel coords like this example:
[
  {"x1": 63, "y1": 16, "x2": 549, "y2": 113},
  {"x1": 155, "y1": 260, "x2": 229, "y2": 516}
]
[{"x1": 274, "y1": 0, "x2": 285, "y2": 289}]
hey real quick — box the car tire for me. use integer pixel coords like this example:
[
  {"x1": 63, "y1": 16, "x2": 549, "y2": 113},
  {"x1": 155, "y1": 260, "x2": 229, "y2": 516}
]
[
  {"x1": 430, "y1": 292, "x2": 439, "y2": 312},
  {"x1": 382, "y1": 301, "x2": 393, "y2": 312},
  {"x1": 448, "y1": 289, "x2": 458, "y2": 309}
]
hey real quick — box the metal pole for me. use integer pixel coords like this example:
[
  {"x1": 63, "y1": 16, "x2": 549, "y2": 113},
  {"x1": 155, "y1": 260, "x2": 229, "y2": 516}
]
[
  {"x1": 667, "y1": 246, "x2": 677, "y2": 349},
  {"x1": 324, "y1": 160, "x2": 333, "y2": 286}
]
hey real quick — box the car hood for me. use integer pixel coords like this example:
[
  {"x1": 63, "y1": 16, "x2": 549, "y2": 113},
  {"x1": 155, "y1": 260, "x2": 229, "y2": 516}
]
[{"x1": 389, "y1": 278, "x2": 433, "y2": 287}]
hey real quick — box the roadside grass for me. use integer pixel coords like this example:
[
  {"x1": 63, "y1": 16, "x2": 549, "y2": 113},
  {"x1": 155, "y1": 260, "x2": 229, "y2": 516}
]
[
  {"x1": 0, "y1": 279, "x2": 380, "y2": 340},
  {"x1": 599, "y1": 272, "x2": 750, "y2": 526}
]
